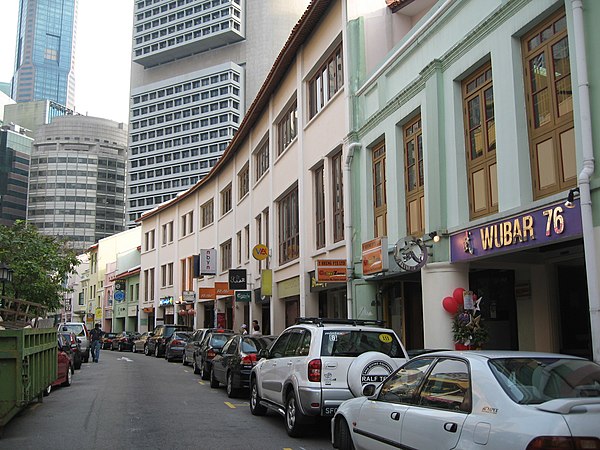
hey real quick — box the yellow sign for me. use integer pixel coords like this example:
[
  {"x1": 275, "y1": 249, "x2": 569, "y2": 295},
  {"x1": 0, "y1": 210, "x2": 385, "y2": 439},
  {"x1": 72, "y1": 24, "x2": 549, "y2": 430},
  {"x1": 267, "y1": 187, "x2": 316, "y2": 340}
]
[
  {"x1": 379, "y1": 333, "x2": 392, "y2": 343},
  {"x1": 252, "y1": 244, "x2": 269, "y2": 260},
  {"x1": 261, "y1": 269, "x2": 272, "y2": 296},
  {"x1": 95, "y1": 307, "x2": 103, "y2": 319}
]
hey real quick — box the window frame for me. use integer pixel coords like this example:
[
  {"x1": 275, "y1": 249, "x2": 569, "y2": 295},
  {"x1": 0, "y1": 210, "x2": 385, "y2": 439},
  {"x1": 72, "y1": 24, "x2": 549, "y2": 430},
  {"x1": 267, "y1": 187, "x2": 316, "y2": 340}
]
[
  {"x1": 372, "y1": 142, "x2": 387, "y2": 238},
  {"x1": 201, "y1": 199, "x2": 214, "y2": 227},
  {"x1": 314, "y1": 164, "x2": 326, "y2": 250},
  {"x1": 238, "y1": 163, "x2": 249, "y2": 200},
  {"x1": 277, "y1": 99, "x2": 298, "y2": 156},
  {"x1": 278, "y1": 187, "x2": 300, "y2": 265},
  {"x1": 255, "y1": 138, "x2": 270, "y2": 181},
  {"x1": 404, "y1": 116, "x2": 425, "y2": 237},
  {"x1": 308, "y1": 43, "x2": 344, "y2": 119},
  {"x1": 332, "y1": 151, "x2": 344, "y2": 242},
  {"x1": 221, "y1": 184, "x2": 232, "y2": 216}
]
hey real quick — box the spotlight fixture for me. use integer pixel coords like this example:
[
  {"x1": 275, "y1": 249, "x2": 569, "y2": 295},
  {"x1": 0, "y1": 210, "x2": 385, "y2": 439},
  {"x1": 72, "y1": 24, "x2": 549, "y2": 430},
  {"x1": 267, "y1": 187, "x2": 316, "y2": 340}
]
[
  {"x1": 564, "y1": 187, "x2": 580, "y2": 209},
  {"x1": 428, "y1": 230, "x2": 447, "y2": 243}
]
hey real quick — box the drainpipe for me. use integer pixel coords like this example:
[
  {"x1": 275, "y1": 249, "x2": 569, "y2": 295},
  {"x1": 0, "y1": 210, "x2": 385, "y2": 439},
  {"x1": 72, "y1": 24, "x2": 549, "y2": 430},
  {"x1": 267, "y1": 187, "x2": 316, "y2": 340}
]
[
  {"x1": 571, "y1": 0, "x2": 599, "y2": 363},
  {"x1": 344, "y1": 142, "x2": 361, "y2": 319}
]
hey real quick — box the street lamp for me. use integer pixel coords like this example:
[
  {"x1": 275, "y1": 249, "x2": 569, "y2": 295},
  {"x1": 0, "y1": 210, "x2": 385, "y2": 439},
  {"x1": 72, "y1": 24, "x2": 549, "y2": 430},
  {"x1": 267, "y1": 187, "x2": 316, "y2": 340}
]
[{"x1": 0, "y1": 262, "x2": 14, "y2": 297}]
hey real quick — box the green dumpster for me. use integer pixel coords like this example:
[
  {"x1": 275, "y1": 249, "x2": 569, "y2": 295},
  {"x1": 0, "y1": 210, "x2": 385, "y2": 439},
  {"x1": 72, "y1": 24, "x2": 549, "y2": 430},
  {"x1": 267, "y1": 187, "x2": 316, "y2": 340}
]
[{"x1": 0, "y1": 328, "x2": 57, "y2": 428}]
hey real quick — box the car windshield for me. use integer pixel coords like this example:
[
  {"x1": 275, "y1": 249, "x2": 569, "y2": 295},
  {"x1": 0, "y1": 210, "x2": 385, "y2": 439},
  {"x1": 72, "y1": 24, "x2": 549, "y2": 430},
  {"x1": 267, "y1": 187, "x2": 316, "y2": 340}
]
[
  {"x1": 321, "y1": 330, "x2": 404, "y2": 357},
  {"x1": 62, "y1": 325, "x2": 85, "y2": 336},
  {"x1": 489, "y1": 357, "x2": 600, "y2": 405},
  {"x1": 241, "y1": 336, "x2": 275, "y2": 353},
  {"x1": 210, "y1": 334, "x2": 233, "y2": 349},
  {"x1": 174, "y1": 332, "x2": 191, "y2": 340}
]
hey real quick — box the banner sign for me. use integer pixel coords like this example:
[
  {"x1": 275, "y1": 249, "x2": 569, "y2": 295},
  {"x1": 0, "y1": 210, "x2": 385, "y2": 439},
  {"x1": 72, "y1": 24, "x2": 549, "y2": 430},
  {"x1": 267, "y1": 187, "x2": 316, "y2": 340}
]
[
  {"x1": 199, "y1": 249, "x2": 217, "y2": 275},
  {"x1": 450, "y1": 199, "x2": 583, "y2": 262},
  {"x1": 199, "y1": 287, "x2": 216, "y2": 300},
  {"x1": 362, "y1": 237, "x2": 389, "y2": 275},
  {"x1": 315, "y1": 259, "x2": 347, "y2": 283},
  {"x1": 235, "y1": 290, "x2": 252, "y2": 302},
  {"x1": 261, "y1": 269, "x2": 272, "y2": 296},
  {"x1": 228, "y1": 269, "x2": 247, "y2": 290},
  {"x1": 215, "y1": 281, "x2": 233, "y2": 296}
]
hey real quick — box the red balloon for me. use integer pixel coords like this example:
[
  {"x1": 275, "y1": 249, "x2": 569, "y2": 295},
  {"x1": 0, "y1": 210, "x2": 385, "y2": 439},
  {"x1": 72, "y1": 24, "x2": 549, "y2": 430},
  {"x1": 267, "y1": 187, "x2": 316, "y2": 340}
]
[
  {"x1": 453, "y1": 287, "x2": 465, "y2": 305},
  {"x1": 442, "y1": 296, "x2": 459, "y2": 314}
]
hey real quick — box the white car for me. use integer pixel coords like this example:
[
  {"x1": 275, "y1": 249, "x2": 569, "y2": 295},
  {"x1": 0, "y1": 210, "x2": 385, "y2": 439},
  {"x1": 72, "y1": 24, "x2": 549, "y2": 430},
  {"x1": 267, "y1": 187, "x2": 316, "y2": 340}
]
[
  {"x1": 250, "y1": 318, "x2": 408, "y2": 437},
  {"x1": 332, "y1": 350, "x2": 600, "y2": 450}
]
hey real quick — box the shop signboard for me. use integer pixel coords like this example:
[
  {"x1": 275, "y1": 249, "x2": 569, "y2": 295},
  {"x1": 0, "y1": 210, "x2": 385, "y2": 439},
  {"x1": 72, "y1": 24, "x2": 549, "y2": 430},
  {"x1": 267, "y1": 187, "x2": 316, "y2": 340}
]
[
  {"x1": 362, "y1": 237, "x2": 389, "y2": 275},
  {"x1": 182, "y1": 290, "x2": 196, "y2": 303},
  {"x1": 199, "y1": 249, "x2": 217, "y2": 275},
  {"x1": 261, "y1": 269, "x2": 272, "y2": 296},
  {"x1": 199, "y1": 287, "x2": 216, "y2": 300},
  {"x1": 215, "y1": 281, "x2": 233, "y2": 296},
  {"x1": 235, "y1": 290, "x2": 252, "y2": 303},
  {"x1": 450, "y1": 199, "x2": 583, "y2": 262},
  {"x1": 252, "y1": 244, "x2": 269, "y2": 260},
  {"x1": 228, "y1": 269, "x2": 247, "y2": 290},
  {"x1": 315, "y1": 259, "x2": 347, "y2": 282}
]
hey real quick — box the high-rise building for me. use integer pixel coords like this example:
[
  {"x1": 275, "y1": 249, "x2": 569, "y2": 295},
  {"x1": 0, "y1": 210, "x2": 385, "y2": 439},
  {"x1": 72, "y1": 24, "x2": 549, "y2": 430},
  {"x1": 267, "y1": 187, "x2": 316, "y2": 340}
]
[
  {"x1": 0, "y1": 123, "x2": 33, "y2": 226},
  {"x1": 126, "y1": 0, "x2": 309, "y2": 226},
  {"x1": 11, "y1": 0, "x2": 77, "y2": 109},
  {"x1": 27, "y1": 115, "x2": 127, "y2": 253}
]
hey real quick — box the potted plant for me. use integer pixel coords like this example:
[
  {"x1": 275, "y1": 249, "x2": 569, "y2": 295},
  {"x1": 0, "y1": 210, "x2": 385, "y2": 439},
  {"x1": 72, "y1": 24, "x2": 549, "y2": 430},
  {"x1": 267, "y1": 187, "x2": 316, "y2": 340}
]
[{"x1": 452, "y1": 306, "x2": 488, "y2": 350}]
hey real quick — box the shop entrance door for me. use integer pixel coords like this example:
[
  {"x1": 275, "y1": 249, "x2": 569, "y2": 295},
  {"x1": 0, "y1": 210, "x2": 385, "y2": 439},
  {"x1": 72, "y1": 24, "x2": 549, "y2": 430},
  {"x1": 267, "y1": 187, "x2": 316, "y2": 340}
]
[{"x1": 557, "y1": 265, "x2": 591, "y2": 359}]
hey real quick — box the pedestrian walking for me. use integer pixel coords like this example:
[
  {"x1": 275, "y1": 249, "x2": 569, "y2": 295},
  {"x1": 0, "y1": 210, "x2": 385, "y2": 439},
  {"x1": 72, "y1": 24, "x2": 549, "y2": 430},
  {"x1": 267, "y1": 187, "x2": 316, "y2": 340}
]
[
  {"x1": 251, "y1": 319, "x2": 261, "y2": 335},
  {"x1": 90, "y1": 323, "x2": 104, "y2": 362}
]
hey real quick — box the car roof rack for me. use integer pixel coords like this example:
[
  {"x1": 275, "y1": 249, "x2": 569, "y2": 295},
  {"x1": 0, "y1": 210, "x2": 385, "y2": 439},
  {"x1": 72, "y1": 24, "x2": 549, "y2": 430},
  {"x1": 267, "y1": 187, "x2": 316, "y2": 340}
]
[{"x1": 295, "y1": 317, "x2": 385, "y2": 327}]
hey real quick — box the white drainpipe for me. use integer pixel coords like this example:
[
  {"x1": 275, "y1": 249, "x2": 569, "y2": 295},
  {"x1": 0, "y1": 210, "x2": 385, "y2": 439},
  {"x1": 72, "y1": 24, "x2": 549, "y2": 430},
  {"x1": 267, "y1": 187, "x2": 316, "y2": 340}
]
[
  {"x1": 344, "y1": 142, "x2": 361, "y2": 319},
  {"x1": 571, "y1": 0, "x2": 599, "y2": 363}
]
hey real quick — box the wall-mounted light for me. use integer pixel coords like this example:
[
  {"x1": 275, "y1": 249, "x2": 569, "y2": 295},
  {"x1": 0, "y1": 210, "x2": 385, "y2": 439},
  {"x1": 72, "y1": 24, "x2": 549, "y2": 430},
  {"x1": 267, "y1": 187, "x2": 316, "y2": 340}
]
[
  {"x1": 565, "y1": 187, "x2": 580, "y2": 209},
  {"x1": 428, "y1": 230, "x2": 448, "y2": 243}
]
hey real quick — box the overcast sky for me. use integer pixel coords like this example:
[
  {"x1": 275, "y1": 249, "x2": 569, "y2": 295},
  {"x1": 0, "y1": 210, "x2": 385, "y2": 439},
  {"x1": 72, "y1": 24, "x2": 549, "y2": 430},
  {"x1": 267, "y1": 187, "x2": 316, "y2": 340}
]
[{"x1": 0, "y1": 0, "x2": 134, "y2": 124}]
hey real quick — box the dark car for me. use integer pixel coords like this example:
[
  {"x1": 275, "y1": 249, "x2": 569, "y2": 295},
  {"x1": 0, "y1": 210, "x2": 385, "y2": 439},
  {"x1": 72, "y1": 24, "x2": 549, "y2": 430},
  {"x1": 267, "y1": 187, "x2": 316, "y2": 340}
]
[
  {"x1": 112, "y1": 332, "x2": 140, "y2": 352},
  {"x1": 45, "y1": 334, "x2": 74, "y2": 395},
  {"x1": 164, "y1": 331, "x2": 192, "y2": 362},
  {"x1": 102, "y1": 332, "x2": 118, "y2": 349},
  {"x1": 133, "y1": 331, "x2": 153, "y2": 354},
  {"x1": 59, "y1": 331, "x2": 83, "y2": 370},
  {"x1": 210, "y1": 334, "x2": 277, "y2": 397},
  {"x1": 193, "y1": 328, "x2": 234, "y2": 380},
  {"x1": 147, "y1": 324, "x2": 193, "y2": 358},
  {"x1": 182, "y1": 328, "x2": 207, "y2": 366}
]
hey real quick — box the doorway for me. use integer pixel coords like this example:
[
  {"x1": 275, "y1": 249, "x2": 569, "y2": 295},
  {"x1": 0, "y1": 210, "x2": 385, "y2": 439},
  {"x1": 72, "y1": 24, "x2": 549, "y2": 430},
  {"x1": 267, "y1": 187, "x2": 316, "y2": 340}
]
[{"x1": 557, "y1": 264, "x2": 591, "y2": 359}]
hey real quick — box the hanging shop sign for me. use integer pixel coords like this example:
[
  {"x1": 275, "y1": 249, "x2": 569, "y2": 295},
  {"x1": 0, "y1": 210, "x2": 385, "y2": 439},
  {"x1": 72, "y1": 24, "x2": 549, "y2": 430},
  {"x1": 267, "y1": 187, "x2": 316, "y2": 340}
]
[
  {"x1": 199, "y1": 287, "x2": 216, "y2": 300},
  {"x1": 315, "y1": 259, "x2": 347, "y2": 283},
  {"x1": 182, "y1": 290, "x2": 196, "y2": 303},
  {"x1": 362, "y1": 237, "x2": 389, "y2": 275},
  {"x1": 278, "y1": 276, "x2": 300, "y2": 298},
  {"x1": 252, "y1": 244, "x2": 269, "y2": 260},
  {"x1": 228, "y1": 269, "x2": 247, "y2": 290},
  {"x1": 198, "y1": 249, "x2": 217, "y2": 276},
  {"x1": 393, "y1": 237, "x2": 428, "y2": 272},
  {"x1": 261, "y1": 269, "x2": 272, "y2": 296},
  {"x1": 450, "y1": 199, "x2": 583, "y2": 262},
  {"x1": 235, "y1": 290, "x2": 252, "y2": 303},
  {"x1": 215, "y1": 281, "x2": 233, "y2": 296},
  {"x1": 159, "y1": 296, "x2": 174, "y2": 306}
]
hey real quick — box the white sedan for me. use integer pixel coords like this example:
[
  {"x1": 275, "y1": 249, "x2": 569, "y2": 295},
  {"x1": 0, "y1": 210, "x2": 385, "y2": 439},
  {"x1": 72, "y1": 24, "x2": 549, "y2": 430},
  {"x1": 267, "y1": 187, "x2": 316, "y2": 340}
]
[{"x1": 332, "y1": 351, "x2": 600, "y2": 450}]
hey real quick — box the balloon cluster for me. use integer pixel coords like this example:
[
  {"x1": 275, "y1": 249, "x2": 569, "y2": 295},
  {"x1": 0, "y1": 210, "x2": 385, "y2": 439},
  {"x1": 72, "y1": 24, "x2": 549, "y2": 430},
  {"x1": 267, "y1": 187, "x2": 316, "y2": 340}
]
[{"x1": 441, "y1": 287, "x2": 477, "y2": 314}]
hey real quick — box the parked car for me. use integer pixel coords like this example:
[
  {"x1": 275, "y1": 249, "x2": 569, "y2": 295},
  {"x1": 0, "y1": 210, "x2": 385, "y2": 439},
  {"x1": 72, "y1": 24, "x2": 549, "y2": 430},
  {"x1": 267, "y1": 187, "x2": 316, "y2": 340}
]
[
  {"x1": 250, "y1": 317, "x2": 408, "y2": 437},
  {"x1": 210, "y1": 334, "x2": 277, "y2": 397},
  {"x1": 45, "y1": 334, "x2": 74, "y2": 395},
  {"x1": 112, "y1": 332, "x2": 140, "y2": 352},
  {"x1": 164, "y1": 331, "x2": 192, "y2": 362},
  {"x1": 102, "y1": 332, "x2": 118, "y2": 350},
  {"x1": 182, "y1": 328, "x2": 208, "y2": 366},
  {"x1": 147, "y1": 324, "x2": 193, "y2": 358},
  {"x1": 57, "y1": 322, "x2": 90, "y2": 363},
  {"x1": 59, "y1": 331, "x2": 83, "y2": 370},
  {"x1": 332, "y1": 350, "x2": 600, "y2": 450},
  {"x1": 133, "y1": 331, "x2": 153, "y2": 353},
  {"x1": 193, "y1": 328, "x2": 234, "y2": 380}
]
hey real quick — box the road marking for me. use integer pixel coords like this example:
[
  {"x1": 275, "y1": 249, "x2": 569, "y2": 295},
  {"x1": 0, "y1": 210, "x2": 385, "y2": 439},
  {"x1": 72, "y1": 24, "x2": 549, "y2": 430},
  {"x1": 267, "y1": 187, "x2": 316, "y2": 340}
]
[
  {"x1": 224, "y1": 401, "x2": 249, "y2": 409},
  {"x1": 183, "y1": 369, "x2": 189, "y2": 373},
  {"x1": 198, "y1": 381, "x2": 205, "y2": 386},
  {"x1": 117, "y1": 357, "x2": 133, "y2": 362}
]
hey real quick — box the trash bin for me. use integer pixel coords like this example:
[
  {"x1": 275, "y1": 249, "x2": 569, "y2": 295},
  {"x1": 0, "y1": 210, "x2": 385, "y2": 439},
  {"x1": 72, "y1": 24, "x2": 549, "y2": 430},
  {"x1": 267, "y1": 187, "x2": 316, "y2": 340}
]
[{"x1": 0, "y1": 328, "x2": 57, "y2": 429}]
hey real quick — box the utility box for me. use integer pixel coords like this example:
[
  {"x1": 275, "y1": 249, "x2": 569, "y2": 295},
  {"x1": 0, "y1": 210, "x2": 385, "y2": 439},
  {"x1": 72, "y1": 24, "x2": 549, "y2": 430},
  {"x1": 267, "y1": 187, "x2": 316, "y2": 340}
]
[{"x1": 0, "y1": 328, "x2": 57, "y2": 429}]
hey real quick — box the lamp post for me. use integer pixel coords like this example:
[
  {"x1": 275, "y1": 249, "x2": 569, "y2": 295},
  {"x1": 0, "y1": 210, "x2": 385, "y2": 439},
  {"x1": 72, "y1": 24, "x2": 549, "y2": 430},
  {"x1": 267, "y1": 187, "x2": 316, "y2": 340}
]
[{"x1": 0, "y1": 262, "x2": 14, "y2": 300}]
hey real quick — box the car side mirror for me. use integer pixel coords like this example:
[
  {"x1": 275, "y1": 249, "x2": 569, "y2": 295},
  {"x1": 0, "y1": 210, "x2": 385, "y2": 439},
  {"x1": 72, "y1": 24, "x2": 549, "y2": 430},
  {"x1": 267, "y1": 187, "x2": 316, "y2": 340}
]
[
  {"x1": 257, "y1": 348, "x2": 269, "y2": 359},
  {"x1": 362, "y1": 384, "x2": 377, "y2": 397}
]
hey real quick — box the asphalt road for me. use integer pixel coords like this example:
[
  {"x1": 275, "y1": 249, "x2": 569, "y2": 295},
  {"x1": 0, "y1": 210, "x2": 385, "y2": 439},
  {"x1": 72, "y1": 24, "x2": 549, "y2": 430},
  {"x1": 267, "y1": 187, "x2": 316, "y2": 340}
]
[{"x1": 0, "y1": 348, "x2": 331, "y2": 450}]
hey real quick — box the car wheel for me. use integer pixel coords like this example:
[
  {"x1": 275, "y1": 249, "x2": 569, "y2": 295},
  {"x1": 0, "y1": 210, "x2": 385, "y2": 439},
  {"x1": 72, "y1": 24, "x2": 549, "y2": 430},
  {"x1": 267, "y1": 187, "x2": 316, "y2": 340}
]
[
  {"x1": 43, "y1": 385, "x2": 52, "y2": 396},
  {"x1": 192, "y1": 358, "x2": 201, "y2": 375},
  {"x1": 336, "y1": 418, "x2": 355, "y2": 450},
  {"x1": 226, "y1": 372, "x2": 238, "y2": 398},
  {"x1": 62, "y1": 365, "x2": 73, "y2": 387},
  {"x1": 249, "y1": 378, "x2": 267, "y2": 416},
  {"x1": 285, "y1": 390, "x2": 307, "y2": 437},
  {"x1": 210, "y1": 368, "x2": 220, "y2": 388},
  {"x1": 200, "y1": 361, "x2": 210, "y2": 380}
]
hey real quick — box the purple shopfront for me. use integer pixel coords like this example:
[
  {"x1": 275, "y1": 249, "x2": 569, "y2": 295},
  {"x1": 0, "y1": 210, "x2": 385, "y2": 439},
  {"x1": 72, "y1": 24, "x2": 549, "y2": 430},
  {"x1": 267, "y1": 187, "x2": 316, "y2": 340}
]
[{"x1": 448, "y1": 199, "x2": 589, "y2": 358}]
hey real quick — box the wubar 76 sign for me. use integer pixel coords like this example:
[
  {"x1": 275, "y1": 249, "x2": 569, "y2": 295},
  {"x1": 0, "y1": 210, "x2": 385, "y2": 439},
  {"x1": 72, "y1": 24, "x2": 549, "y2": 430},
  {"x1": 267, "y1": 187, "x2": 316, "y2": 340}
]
[{"x1": 315, "y1": 259, "x2": 347, "y2": 283}]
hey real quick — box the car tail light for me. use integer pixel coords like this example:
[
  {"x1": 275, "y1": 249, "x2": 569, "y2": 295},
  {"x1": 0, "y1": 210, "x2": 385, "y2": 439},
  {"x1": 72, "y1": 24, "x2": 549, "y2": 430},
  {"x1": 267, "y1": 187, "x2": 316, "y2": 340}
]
[
  {"x1": 527, "y1": 437, "x2": 600, "y2": 450},
  {"x1": 171, "y1": 340, "x2": 183, "y2": 346},
  {"x1": 207, "y1": 349, "x2": 216, "y2": 359},
  {"x1": 241, "y1": 353, "x2": 256, "y2": 365},
  {"x1": 308, "y1": 359, "x2": 321, "y2": 382}
]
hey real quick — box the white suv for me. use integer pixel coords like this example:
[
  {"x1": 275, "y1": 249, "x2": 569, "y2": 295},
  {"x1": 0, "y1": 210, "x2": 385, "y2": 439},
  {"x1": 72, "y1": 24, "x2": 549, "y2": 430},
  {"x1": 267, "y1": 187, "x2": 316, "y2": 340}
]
[{"x1": 249, "y1": 318, "x2": 408, "y2": 437}]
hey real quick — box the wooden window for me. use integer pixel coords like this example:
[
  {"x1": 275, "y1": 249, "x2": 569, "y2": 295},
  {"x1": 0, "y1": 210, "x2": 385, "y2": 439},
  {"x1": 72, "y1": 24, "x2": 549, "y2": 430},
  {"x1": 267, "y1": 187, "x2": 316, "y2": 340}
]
[
  {"x1": 255, "y1": 139, "x2": 269, "y2": 180},
  {"x1": 221, "y1": 184, "x2": 232, "y2": 215},
  {"x1": 237, "y1": 231, "x2": 242, "y2": 265},
  {"x1": 144, "y1": 229, "x2": 155, "y2": 251},
  {"x1": 201, "y1": 199, "x2": 214, "y2": 227},
  {"x1": 372, "y1": 143, "x2": 387, "y2": 237},
  {"x1": 238, "y1": 164, "x2": 249, "y2": 199},
  {"x1": 279, "y1": 187, "x2": 299, "y2": 264},
  {"x1": 220, "y1": 239, "x2": 232, "y2": 272},
  {"x1": 332, "y1": 151, "x2": 344, "y2": 242},
  {"x1": 277, "y1": 100, "x2": 298, "y2": 155},
  {"x1": 522, "y1": 9, "x2": 575, "y2": 199},
  {"x1": 314, "y1": 165, "x2": 326, "y2": 249},
  {"x1": 404, "y1": 116, "x2": 425, "y2": 236},
  {"x1": 309, "y1": 44, "x2": 344, "y2": 119},
  {"x1": 463, "y1": 63, "x2": 498, "y2": 219}
]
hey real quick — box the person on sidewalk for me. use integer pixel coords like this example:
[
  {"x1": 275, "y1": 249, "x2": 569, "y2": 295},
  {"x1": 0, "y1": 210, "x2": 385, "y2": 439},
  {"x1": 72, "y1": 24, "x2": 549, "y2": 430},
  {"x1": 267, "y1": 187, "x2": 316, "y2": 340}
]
[
  {"x1": 90, "y1": 323, "x2": 105, "y2": 362},
  {"x1": 251, "y1": 319, "x2": 261, "y2": 335}
]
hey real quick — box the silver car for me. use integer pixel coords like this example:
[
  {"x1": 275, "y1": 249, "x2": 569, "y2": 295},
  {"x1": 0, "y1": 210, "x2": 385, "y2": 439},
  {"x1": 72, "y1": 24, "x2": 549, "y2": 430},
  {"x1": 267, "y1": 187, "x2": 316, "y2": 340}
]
[{"x1": 57, "y1": 322, "x2": 90, "y2": 363}]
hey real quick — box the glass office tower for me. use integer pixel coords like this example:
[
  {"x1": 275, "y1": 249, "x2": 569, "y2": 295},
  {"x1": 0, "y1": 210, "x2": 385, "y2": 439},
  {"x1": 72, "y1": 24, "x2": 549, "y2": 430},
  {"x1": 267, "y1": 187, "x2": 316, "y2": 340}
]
[{"x1": 11, "y1": 0, "x2": 77, "y2": 109}]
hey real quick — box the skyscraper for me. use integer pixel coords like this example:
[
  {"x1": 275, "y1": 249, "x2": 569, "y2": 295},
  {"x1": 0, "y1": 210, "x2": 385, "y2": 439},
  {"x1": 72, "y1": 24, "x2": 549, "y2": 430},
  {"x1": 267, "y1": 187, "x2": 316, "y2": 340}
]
[
  {"x1": 126, "y1": 0, "x2": 309, "y2": 226},
  {"x1": 11, "y1": 0, "x2": 77, "y2": 109}
]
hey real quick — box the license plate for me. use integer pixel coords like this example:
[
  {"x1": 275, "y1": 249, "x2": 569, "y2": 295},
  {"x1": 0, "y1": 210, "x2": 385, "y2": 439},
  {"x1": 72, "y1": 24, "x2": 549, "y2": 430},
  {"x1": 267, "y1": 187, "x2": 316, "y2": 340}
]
[{"x1": 323, "y1": 407, "x2": 338, "y2": 416}]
